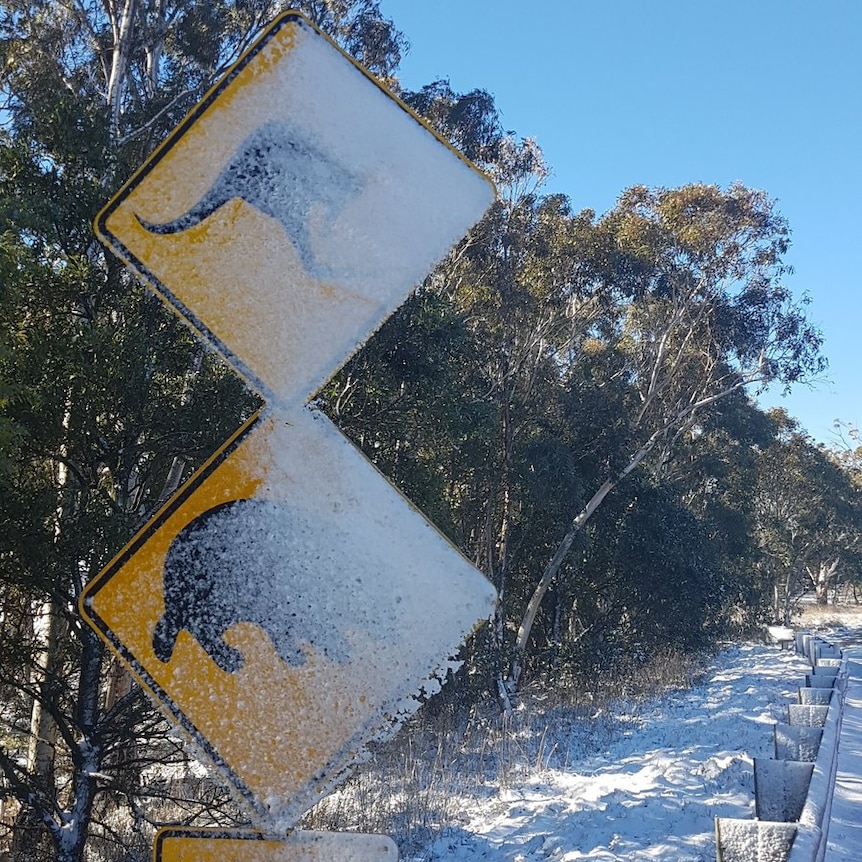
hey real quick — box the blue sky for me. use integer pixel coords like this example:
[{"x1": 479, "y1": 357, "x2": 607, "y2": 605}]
[{"x1": 378, "y1": 0, "x2": 861, "y2": 448}]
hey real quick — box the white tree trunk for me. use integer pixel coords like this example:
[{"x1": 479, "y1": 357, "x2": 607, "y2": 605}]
[
  {"x1": 26, "y1": 599, "x2": 63, "y2": 784},
  {"x1": 106, "y1": 0, "x2": 137, "y2": 145}
]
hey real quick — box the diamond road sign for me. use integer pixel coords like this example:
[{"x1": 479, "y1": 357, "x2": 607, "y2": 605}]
[
  {"x1": 80, "y1": 10, "x2": 496, "y2": 825},
  {"x1": 92, "y1": 11, "x2": 493, "y2": 408}
]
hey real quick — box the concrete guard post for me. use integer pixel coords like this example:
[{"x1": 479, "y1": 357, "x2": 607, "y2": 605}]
[
  {"x1": 715, "y1": 633, "x2": 847, "y2": 862},
  {"x1": 774, "y1": 724, "x2": 823, "y2": 762},
  {"x1": 715, "y1": 818, "x2": 797, "y2": 862},
  {"x1": 786, "y1": 648, "x2": 848, "y2": 862},
  {"x1": 768, "y1": 626, "x2": 797, "y2": 649},
  {"x1": 798, "y1": 688, "x2": 832, "y2": 706},
  {"x1": 814, "y1": 659, "x2": 841, "y2": 669},
  {"x1": 787, "y1": 705, "x2": 830, "y2": 728},
  {"x1": 754, "y1": 759, "x2": 815, "y2": 822},
  {"x1": 805, "y1": 673, "x2": 837, "y2": 689}
]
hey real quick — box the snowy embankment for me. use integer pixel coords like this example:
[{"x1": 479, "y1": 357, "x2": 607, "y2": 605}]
[{"x1": 406, "y1": 643, "x2": 814, "y2": 862}]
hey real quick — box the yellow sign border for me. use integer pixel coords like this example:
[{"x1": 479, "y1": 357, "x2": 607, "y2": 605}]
[{"x1": 79, "y1": 409, "x2": 264, "y2": 812}]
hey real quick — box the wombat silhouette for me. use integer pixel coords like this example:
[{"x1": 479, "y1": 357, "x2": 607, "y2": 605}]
[
  {"x1": 136, "y1": 120, "x2": 360, "y2": 278},
  {"x1": 152, "y1": 499, "x2": 352, "y2": 673}
]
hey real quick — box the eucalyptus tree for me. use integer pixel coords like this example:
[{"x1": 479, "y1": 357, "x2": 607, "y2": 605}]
[
  {"x1": 504, "y1": 183, "x2": 825, "y2": 688},
  {"x1": 429, "y1": 145, "x2": 608, "y2": 705},
  {"x1": 346, "y1": 173, "x2": 827, "y2": 696},
  {"x1": 570, "y1": 475, "x2": 726, "y2": 665},
  {"x1": 407, "y1": 180, "x2": 824, "y2": 692},
  {"x1": 831, "y1": 421, "x2": 862, "y2": 489},
  {"x1": 0, "y1": 2, "x2": 405, "y2": 859},
  {"x1": 658, "y1": 390, "x2": 780, "y2": 621},
  {"x1": 754, "y1": 419, "x2": 862, "y2": 617}
]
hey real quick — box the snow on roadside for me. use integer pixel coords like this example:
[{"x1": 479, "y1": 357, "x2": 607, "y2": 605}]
[{"x1": 409, "y1": 643, "x2": 811, "y2": 862}]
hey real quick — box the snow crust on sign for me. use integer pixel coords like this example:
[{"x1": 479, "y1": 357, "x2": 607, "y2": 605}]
[
  {"x1": 280, "y1": 22, "x2": 492, "y2": 289},
  {"x1": 716, "y1": 819, "x2": 797, "y2": 862},
  {"x1": 256, "y1": 408, "x2": 497, "y2": 716},
  {"x1": 152, "y1": 499, "x2": 374, "y2": 674},
  {"x1": 149, "y1": 408, "x2": 495, "y2": 824},
  {"x1": 251, "y1": 19, "x2": 495, "y2": 403},
  {"x1": 119, "y1": 17, "x2": 495, "y2": 407}
]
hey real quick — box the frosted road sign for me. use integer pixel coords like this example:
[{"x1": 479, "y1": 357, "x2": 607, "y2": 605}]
[
  {"x1": 89, "y1": 11, "x2": 493, "y2": 408},
  {"x1": 80, "y1": 10, "x2": 496, "y2": 827}
]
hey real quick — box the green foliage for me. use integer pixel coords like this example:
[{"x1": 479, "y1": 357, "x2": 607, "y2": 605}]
[
  {"x1": 325, "y1": 173, "x2": 818, "y2": 699},
  {"x1": 753, "y1": 419, "x2": 862, "y2": 614}
]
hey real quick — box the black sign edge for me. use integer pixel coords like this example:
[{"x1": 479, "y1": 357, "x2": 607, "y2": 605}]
[
  {"x1": 79, "y1": 410, "x2": 267, "y2": 818},
  {"x1": 93, "y1": 12, "x2": 311, "y2": 404}
]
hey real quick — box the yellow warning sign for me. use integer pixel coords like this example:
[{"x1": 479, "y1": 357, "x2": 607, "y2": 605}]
[
  {"x1": 95, "y1": 11, "x2": 494, "y2": 407},
  {"x1": 84, "y1": 410, "x2": 495, "y2": 820}
]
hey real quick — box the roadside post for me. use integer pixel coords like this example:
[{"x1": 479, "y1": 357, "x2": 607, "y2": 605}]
[{"x1": 80, "y1": 10, "x2": 496, "y2": 854}]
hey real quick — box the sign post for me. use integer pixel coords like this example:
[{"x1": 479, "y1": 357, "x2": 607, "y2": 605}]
[{"x1": 81, "y1": 8, "x2": 496, "y2": 837}]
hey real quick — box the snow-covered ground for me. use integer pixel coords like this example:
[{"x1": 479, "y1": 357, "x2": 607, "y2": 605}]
[
  {"x1": 305, "y1": 610, "x2": 862, "y2": 861},
  {"x1": 405, "y1": 643, "x2": 811, "y2": 862},
  {"x1": 408, "y1": 610, "x2": 862, "y2": 862}
]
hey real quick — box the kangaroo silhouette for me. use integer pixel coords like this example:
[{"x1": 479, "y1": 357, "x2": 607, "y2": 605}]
[
  {"x1": 136, "y1": 121, "x2": 360, "y2": 278},
  {"x1": 152, "y1": 499, "x2": 352, "y2": 673}
]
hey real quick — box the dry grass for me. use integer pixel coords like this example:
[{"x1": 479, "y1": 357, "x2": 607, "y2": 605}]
[
  {"x1": 300, "y1": 646, "x2": 711, "y2": 855},
  {"x1": 796, "y1": 601, "x2": 862, "y2": 630}
]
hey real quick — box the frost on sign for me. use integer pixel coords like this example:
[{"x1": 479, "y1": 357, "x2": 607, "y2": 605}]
[
  {"x1": 81, "y1": 11, "x2": 496, "y2": 827},
  {"x1": 84, "y1": 412, "x2": 496, "y2": 824},
  {"x1": 94, "y1": 10, "x2": 494, "y2": 407}
]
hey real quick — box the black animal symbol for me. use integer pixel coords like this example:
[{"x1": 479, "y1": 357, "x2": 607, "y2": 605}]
[
  {"x1": 152, "y1": 499, "x2": 352, "y2": 673},
  {"x1": 136, "y1": 121, "x2": 360, "y2": 278}
]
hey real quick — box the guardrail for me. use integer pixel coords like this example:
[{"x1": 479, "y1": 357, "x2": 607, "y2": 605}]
[
  {"x1": 785, "y1": 682, "x2": 843, "y2": 862},
  {"x1": 714, "y1": 631, "x2": 847, "y2": 862}
]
